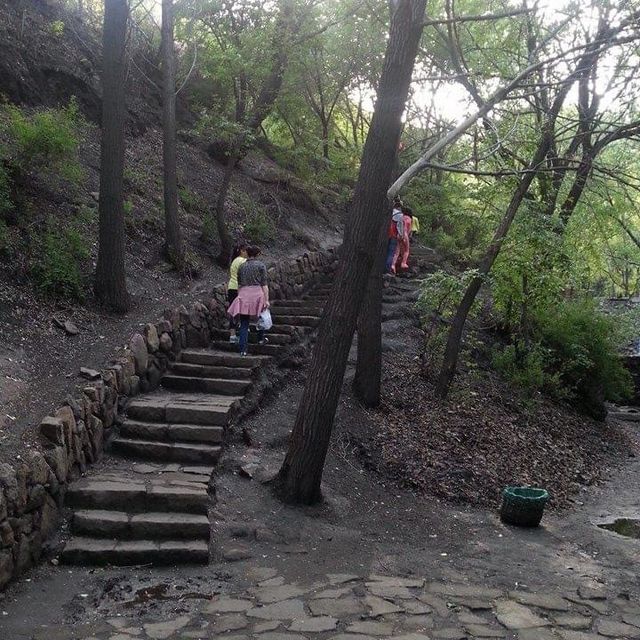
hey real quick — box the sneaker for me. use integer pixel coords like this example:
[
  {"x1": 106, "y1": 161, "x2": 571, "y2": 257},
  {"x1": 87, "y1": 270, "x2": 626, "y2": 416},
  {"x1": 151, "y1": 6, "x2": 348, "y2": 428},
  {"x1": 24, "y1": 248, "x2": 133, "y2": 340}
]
[
  {"x1": 258, "y1": 337, "x2": 269, "y2": 346},
  {"x1": 229, "y1": 335, "x2": 239, "y2": 344},
  {"x1": 240, "y1": 351, "x2": 248, "y2": 357}
]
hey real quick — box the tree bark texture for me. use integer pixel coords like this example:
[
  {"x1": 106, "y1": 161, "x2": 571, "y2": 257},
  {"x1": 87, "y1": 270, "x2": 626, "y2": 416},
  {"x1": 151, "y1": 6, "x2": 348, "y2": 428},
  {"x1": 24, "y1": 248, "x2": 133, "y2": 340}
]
[
  {"x1": 161, "y1": 0, "x2": 185, "y2": 269},
  {"x1": 94, "y1": 0, "x2": 131, "y2": 312},
  {"x1": 274, "y1": 0, "x2": 427, "y2": 505},
  {"x1": 353, "y1": 226, "x2": 387, "y2": 407}
]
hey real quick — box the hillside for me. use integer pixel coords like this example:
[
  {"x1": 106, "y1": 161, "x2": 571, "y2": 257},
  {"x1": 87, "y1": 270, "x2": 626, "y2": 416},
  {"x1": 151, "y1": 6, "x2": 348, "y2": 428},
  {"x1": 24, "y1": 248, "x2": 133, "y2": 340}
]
[{"x1": 0, "y1": 0, "x2": 344, "y2": 463}]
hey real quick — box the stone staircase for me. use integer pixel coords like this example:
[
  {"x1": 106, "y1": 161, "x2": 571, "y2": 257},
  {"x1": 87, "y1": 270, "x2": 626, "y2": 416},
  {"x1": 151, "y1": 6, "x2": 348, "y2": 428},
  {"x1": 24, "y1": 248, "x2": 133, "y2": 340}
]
[{"x1": 60, "y1": 282, "x2": 332, "y2": 566}]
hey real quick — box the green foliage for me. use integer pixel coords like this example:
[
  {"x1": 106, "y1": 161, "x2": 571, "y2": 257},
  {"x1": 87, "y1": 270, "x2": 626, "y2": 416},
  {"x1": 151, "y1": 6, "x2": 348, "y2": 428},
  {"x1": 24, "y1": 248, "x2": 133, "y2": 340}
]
[
  {"x1": 0, "y1": 163, "x2": 13, "y2": 217},
  {"x1": 493, "y1": 300, "x2": 632, "y2": 405},
  {"x1": 31, "y1": 215, "x2": 90, "y2": 300},
  {"x1": 244, "y1": 210, "x2": 275, "y2": 243},
  {"x1": 416, "y1": 269, "x2": 481, "y2": 368},
  {"x1": 4, "y1": 99, "x2": 84, "y2": 181},
  {"x1": 49, "y1": 20, "x2": 65, "y2": 36}
]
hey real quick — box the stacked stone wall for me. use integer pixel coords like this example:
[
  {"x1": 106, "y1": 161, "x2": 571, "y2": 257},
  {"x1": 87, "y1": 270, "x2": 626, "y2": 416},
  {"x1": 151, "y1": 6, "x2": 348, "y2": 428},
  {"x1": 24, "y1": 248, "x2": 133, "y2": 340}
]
[{"x1": 0, "y1": 248, "x2": 338, "y2": 589}]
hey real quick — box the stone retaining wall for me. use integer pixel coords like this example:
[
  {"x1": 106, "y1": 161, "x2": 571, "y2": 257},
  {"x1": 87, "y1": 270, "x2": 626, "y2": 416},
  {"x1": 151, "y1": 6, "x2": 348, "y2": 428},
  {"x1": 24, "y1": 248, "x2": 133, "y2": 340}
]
[{"x1": 0, "y1": 248, "x2": 338, "y2": 589}]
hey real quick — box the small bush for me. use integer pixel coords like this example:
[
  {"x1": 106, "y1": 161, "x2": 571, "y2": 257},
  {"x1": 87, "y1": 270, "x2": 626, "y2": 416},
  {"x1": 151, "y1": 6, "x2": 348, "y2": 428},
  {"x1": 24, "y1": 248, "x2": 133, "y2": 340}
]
[
  {"x1": 493, "y1": 300, "x2": 632, "y2": 414},
  {"x1": 31, "y1": 217, "x2": 90, "y2": 299},
  {"x1": 4, "y1": 99, "x2": 84, "y2": 181},
  {"x1": 0, "y1": 163, "x2": 12, "y2": 217},
  {"x1": 244, "y1": 210, "x2": 275, "y2": 243}
]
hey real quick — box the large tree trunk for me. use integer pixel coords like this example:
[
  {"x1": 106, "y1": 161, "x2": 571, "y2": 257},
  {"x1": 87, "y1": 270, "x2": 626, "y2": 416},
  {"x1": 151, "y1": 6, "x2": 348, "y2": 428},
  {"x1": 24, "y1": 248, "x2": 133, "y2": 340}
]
[
  {"x1": 161, "y1": 0, "x2": 185, "y2": 269},
  {"x1": 94, "y1": 0, "x2": 131, "y2": 312},
  {"x1": 353, "y1": 227, "x2": 387, "y2": 407},
  {"x1": 274, "y1": 0, "x2": 427, "y2": 505}
]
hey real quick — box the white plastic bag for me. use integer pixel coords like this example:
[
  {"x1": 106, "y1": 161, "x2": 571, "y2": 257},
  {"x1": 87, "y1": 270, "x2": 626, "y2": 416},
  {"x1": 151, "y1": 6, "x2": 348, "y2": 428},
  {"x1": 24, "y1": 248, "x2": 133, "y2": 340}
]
[{"x1": 257, "y1": 308, "x2": 273, "y2": 331}]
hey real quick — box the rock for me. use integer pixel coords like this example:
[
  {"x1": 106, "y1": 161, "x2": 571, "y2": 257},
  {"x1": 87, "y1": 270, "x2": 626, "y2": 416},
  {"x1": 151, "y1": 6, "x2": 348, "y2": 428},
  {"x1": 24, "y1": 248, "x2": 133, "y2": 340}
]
[
  {"x1": 0, "y1": 521, "x2": 14, "y2": 547},
  {"x1": 463, "y1": 625, "x2": 506, "y2": 638},
  {"x1": 313, "y1": 587, "x2": 352, "y2": 599},
  {"x1": 509, "y1": 591, "x2": 569, "y2": 611},
  {"x1": 90, "y1": 191, "x2": 99, "y2": 201},
  {"x1": 205, "y1": 597, "x2": 254, "y2": 614},
  {"x1": 64, "y1": 320, "x2": 80, "y2": 336},
  {"x1": 129, "y1": 333, "x2": 148, "y2": 375},
  {"x1": 40, "y1": 417, "x2": 65, "y2": 445},
  {"x1": 144, "y1": 323, "x2": 160, "y2": 352},
  {"x1": 259, "y1": 634, "x2": 307, "y2": 640},
  {"x1": 143, "y1": 617, "x2": 191, "y2": 639},
  {"x1": 368, "y1": 575, "x2": 424, "y2": 588},
  {"x1": 27, "y1": 451, "x2": 51, "y2": 485},
  {"x1": 495, "y1": 600, "x2": 550, "y2": 629},
  {"x1": 210, "y1": 614, "x2": 250, "y2": 632},
  {"x1": 429, "y1": 583, "x2": 502, "y2": 600},
  {"x1": 366, "y1": 584, "x2": 414, "y2": 599},
  {"x1": 326, "y1": 574, "x2": 359, "y2": 585},
  {"x1": 254, "y1": 621, "x2": 282, "y2": 633},
  {"x1": 159, "y1": 333, "x2": 173, "y2": 352},
  {"x1": 403, "y1": 601, "x2": 431, "y2": 615},
  {"x1": 345, "y1": 621, "x2": 393, "y2": 636},
  {"x1": 0, "y1": 550, "x2": 14, "y2": 588},
  {"x1": 223, "y1": 547, "x2": 253, "y2": 561},
  {"x1": 246, "y1": 599, "x2": 307, "y2": 620},
  {"x1": 254, "y1": 585, "x2": 308, "y2": 604},
  {"x1": 309, "y1": 597, "x2": 364, "y2": 617},
  {"x1": 431, "y1": 630, "x2": 467, "y2": 640},
  {"x1": 364, "y1": 595, "x2": 404, "y2": 617},
  {"x1": 577, "y1": 585, "x2": 607, "y2": 600},
  {"x1": 80, "y1": 368, "x2": 101, "y2": 381},
  {"x1": 553, "y1": 614, "x2": 592, "y2": 630},
  {"x1": 597, "y1": 619, "x2": 640, "y2": 638},
  {"x1": 289, "y1": 617, "x2": 338, "y2": 632},
  {"x1": 246, "y1": 567, "x2": 279, "y2": 582}
]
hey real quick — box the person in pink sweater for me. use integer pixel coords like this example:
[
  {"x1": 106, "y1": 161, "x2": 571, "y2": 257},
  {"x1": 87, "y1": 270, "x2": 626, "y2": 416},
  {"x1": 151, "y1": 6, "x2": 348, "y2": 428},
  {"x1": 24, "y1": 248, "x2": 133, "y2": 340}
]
[{"x1": 391, "y1": 206, "x2": 412, "y2": 273}]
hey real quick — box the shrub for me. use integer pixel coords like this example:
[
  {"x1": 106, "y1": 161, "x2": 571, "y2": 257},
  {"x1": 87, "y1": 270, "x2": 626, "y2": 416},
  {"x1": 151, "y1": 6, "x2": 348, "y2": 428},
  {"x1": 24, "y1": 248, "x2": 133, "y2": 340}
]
[
  {"x1": 244, "y1": 210, "x2": 275, "y2": 243},
  {"x1": 493, "y1": 299, "x2": 632, "y2": 415},
  {"x1": 4, "y1": 99, "x2": 84, "y2": 182},
  {"x1": 31, "y1": 217, "x2": 90, "y2": 299},
  {"x1": 0, "y1": 163, "x2": 12, "y2": 217}
]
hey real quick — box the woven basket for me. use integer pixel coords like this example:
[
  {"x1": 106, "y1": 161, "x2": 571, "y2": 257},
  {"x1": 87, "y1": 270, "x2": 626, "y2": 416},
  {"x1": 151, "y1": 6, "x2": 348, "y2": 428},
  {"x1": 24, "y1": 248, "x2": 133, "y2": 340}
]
[{"x1": 500, "y1": 487, "x2": 549, "y2": 527}]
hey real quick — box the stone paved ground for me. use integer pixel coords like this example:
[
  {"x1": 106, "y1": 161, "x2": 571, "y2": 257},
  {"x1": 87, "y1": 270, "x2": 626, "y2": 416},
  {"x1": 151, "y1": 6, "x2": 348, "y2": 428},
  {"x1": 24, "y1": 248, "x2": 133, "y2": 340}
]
[{"x1": 6, "y1": 569, "x2": 640, "y2": 639}]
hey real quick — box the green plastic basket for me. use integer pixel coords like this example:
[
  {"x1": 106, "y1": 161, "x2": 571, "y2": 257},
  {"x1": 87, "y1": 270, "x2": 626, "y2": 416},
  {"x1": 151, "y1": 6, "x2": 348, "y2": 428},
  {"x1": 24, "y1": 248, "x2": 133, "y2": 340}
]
[{"x1": 500, "y1": 486, "x2": 549, "y2": 527}]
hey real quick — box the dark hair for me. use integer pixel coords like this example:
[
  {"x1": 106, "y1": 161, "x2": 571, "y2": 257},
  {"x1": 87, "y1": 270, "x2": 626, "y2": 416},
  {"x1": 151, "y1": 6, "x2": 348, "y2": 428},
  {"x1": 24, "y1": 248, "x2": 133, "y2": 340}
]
[
  {"x1": 246, "y1": 245, "x2": 261, "y2": 258},
  {"x1": 229, "y1": 243, "x2": 247, "y2": 266},
  {"x1": 402, "y1": 206, "x2": 413, "y2": 217},
  {"x1": 393, "y1": 196, "x2": 403, "y2": 206}
]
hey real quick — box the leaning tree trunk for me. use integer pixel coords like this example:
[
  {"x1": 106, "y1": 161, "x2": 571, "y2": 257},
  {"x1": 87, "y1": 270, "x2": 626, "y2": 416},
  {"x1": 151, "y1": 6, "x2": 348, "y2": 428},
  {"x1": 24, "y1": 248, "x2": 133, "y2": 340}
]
[
  {"x1": 94, "y1": 0, "x2": 131, "y2": 312},
  {"x1": 435, "y1": 133, "x2": 555, "y2": 398},
  {"x1": 274, "y1": 0, "x2": 427, "y2": 505},
  {"x1": 161, "y1": 0, "x2": 185, "y2": 269}
]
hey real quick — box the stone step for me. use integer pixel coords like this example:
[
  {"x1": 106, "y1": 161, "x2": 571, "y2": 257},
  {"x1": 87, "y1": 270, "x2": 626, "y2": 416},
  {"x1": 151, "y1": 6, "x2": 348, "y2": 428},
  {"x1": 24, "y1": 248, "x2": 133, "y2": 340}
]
[
  {"x1": 73, "y1": 510, "x2": 210, "y2": 540},
  {"x1": 119, "y1": 420, "x2": 224, "y2": 444},
  {"x1": 271, "y1": 300, "x2": 317, "y2": 308},
  {"x1": 211, "y1": 328, "x2": 292, "y2": 345},
  {"x1": 161, "y1": 373, "x2": 251, "y2": 395},
  {"x1": 180, "y1": 349, "x2": 269, "y2": 368},
  {"x1": 127, "y1": 393, "x2": 239, "y2": 425},
  {"x1": 67, "y1": 479, "x2": 208, "y2": 514},
  {"x1": 210, "y1": 340, "x2": 285, "y2": 356},
  {"x1": 268, "y1": 306, "x2": 324, "y2": 317},
  {"x1": 271, "y1": 315, "x2": 320, "y2": 328},
  {"x1": 61, "y1": 537, "x2": 209, "y2": 565},
  {"x1": 111, "y1": 437, "x2": 223, "y2": 464},
  {"x1": 170, "y1": 362, "x2": 255, "y2": 380}
]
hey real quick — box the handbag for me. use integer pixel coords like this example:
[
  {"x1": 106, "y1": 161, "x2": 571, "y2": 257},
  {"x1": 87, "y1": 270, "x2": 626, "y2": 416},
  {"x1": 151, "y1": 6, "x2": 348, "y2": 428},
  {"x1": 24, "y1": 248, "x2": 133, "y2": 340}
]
[{"x1": 257, "y1": 308, "x2": 273, "y2": 331}]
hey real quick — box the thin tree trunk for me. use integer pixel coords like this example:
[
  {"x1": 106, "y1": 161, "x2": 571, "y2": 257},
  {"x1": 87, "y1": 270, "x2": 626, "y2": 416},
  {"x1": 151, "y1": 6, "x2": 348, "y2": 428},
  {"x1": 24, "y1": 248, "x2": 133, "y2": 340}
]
[
  {"x1": 435, "y1": 134, "x2": 554, "y2": 398},
  {"x1": 321, "y1": 115, "x2": 330, "y2": 160},
  {"x1": 214, "y1": 151, "x2": 239, "y2": 266},
  {"x1": 94, "y1": 0, "x2": 131, "y2": 312},
  {"x1": 273, "y1": 0, "x2": 427, "y2": 505},
  {"x1": 161, "y1": 0, "x2": 185, "y2": 269},
  {"x1": 353, "y1": 226, "x2": 387, "y2": 407}
]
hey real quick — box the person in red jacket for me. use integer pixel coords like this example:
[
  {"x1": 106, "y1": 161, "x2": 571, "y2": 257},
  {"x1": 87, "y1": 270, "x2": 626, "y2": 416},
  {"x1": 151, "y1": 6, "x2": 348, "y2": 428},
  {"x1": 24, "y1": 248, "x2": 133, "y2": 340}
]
[
  {"x1": 385, "y1": 198, "x2": 404, "y2": 273},
  {"x1": 391, "y1": 206, "x2": 412, "y2": 273}
]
